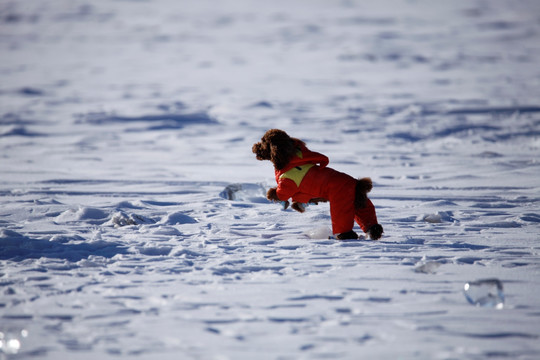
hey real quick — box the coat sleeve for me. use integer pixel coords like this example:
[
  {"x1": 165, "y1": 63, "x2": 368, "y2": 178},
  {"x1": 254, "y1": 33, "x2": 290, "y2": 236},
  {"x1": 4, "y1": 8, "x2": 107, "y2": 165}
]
[
  {"x1": 291, "y1": 193, "x2": 313, "y2": 203},
  {"x1": 300, "y1": 145, "x2": 329, "y2": 168},
  {"x1": 277, "y1": 179, "x2": 313, "y2": 203},
  {"x1": 309, "y1": 151, "x2": 329, "y2": 168},
  {"x1": 275, "y1": 178, "x2": 298, "y2": 201}
]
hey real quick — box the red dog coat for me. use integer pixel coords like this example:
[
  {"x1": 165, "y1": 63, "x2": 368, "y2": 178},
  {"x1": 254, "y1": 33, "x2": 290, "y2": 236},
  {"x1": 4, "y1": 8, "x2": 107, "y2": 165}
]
[{"x1": 274, "y1": 141, "x2": 378, "y2": 235}]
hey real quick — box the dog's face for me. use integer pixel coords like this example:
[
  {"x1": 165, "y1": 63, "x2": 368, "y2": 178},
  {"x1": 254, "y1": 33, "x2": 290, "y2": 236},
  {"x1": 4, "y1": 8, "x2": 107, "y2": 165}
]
[
  {"x1": 252, "y1": 129, "x2": 295, "y2": 170},
  {"x1": 251, "y1": 137, "x2": 272, "y2": 161}
]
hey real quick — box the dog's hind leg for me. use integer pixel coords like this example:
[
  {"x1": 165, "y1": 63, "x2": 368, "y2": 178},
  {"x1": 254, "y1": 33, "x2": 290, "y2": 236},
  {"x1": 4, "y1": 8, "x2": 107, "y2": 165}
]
[{"x1": 354, "y1": 198, "x2": 383, "y2": 239}]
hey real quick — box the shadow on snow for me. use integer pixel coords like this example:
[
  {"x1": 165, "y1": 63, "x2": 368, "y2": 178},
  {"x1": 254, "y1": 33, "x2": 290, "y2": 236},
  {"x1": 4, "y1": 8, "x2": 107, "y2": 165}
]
[{"x1": 0, "y1": 230, "x2": 128, "y2": 262}]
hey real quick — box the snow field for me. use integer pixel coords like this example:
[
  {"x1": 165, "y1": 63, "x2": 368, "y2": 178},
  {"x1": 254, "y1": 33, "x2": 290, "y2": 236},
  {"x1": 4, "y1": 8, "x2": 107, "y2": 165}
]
[{"x1": 1, "y1": 0, "x2": 540, "y2": 359}]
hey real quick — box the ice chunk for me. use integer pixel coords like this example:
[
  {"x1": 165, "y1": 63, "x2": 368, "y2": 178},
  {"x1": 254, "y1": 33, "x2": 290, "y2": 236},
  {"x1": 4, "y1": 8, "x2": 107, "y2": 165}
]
[
  {"x1": 107, "y1": 211, "x2": 155, "y2": 227},
  {"x1": 219, "y1": 183, "x2": 267, "y2": 203},
  {"x1": 420, "y1": 211, "x2": 455, "y2": 223},
  {"x1": 415, "y1": 261, "x2": 441, "y2": 274},
  {"x1": 0, "y1": 329, "x2": 28, "y2": 355},
  {"x1": 220, "y1": 183, "x2": 241, "y2": 200},
  {"x1": 305, "y1": 226, "x2": 333, "y2": 239},
  {"x1": 463, "y1": 278, "x2": 504, "y2": 309}
]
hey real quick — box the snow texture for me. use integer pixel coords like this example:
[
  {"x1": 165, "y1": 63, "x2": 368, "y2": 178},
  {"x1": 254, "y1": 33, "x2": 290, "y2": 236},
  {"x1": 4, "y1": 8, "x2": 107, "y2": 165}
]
[{"x1": 1, "y1": 0, "x2": 540, "y2": 359}]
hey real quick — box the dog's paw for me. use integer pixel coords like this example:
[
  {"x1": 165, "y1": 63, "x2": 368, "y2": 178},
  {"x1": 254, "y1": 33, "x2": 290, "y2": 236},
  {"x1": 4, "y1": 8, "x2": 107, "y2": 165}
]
[
  {"x1": 266, "y1": 187, "x2": 279, "y2": 201},
  {"x1": 367, "y1": 224, "x2": 383, "y2": 240},
  {"x1": 291, "y1": 202, "x2": 306, "y2": 213},
  {"x1": 336, "y1": 230, "x2": 358, "y2": 240}
]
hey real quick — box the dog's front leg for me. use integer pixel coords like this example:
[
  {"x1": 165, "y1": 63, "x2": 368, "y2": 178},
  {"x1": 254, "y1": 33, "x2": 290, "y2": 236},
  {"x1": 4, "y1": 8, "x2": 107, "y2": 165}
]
[
  {"x1": 267, "y1": 187, "x2": 280, "y2": 201},
  {"x1": 267, "y1": 187, "x2": 292, "y2": 210},
  {"x1": 291, "y1": 202, "x2": 306, "y2": 213}
]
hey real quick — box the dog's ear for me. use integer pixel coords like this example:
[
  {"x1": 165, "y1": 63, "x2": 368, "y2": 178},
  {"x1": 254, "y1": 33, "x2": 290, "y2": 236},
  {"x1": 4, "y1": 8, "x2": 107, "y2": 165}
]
[
  {"x1": 270, "y1": 143, "x2": 289, "y2": 170},
  {"x1": 269, "y1": 134, "x2": 296, "y2": 169}
]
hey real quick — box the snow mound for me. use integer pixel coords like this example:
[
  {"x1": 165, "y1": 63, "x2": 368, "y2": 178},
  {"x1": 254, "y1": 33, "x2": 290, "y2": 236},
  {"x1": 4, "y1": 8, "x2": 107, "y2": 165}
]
[
  {"x1": 136, "y1": 245, "x2": 172, "y2": 256},
  {"x1": 55, "y1": 207, "x2": 109, "y2": 224},
  {"x1": 0, "y1": 230, "x2": 30, "y2": 246},
  {"x1": 160, "y1": 212, "x2": 198, "y2": 225}
]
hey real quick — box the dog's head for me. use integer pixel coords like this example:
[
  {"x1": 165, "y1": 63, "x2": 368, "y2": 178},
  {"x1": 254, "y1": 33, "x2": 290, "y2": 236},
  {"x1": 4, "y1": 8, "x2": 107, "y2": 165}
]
[{"x1": 252, "y1": 129, "x2": 298, "y2": 170}]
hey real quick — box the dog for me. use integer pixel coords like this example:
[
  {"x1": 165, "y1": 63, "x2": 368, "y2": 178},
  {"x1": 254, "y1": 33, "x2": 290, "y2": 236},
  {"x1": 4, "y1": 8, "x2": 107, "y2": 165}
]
[{"x1": 252, "y1": 129, "x2": 383, "y2": 240}]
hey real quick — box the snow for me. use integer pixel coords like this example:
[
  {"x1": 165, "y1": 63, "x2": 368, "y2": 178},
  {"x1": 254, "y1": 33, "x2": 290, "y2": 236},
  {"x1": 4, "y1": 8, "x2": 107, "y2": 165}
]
[{"x1": 1, "y1": 0, "x2": 540, "y2": 359}]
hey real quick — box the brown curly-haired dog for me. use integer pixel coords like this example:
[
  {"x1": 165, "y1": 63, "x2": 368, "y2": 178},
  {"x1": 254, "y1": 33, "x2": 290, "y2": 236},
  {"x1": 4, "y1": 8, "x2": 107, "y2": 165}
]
[{"x1": 253, "y1": 129, "x2": 383, "y2": 240}]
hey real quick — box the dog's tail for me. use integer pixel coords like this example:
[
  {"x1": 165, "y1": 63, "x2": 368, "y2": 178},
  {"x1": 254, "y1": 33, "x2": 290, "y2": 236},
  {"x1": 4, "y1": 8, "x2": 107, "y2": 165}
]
[{"x1": 354, "y1": 177, "x2": 372, "y2": 208}]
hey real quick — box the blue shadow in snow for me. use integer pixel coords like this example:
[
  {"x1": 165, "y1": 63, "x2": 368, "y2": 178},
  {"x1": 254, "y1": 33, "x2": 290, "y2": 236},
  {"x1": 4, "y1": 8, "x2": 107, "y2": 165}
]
[
  {"x1": 78, "y1": 112, "x2": 218, "y2": 131},
  {"x1": 0, "y1": 230, "x2": 128, "y2": 262}
]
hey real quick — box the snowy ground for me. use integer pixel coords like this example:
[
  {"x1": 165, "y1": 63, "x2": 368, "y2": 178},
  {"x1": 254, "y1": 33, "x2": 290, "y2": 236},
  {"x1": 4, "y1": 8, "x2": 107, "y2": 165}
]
[{"x1": 1, "y1": 0, "x2": 540, "y2": 359}]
